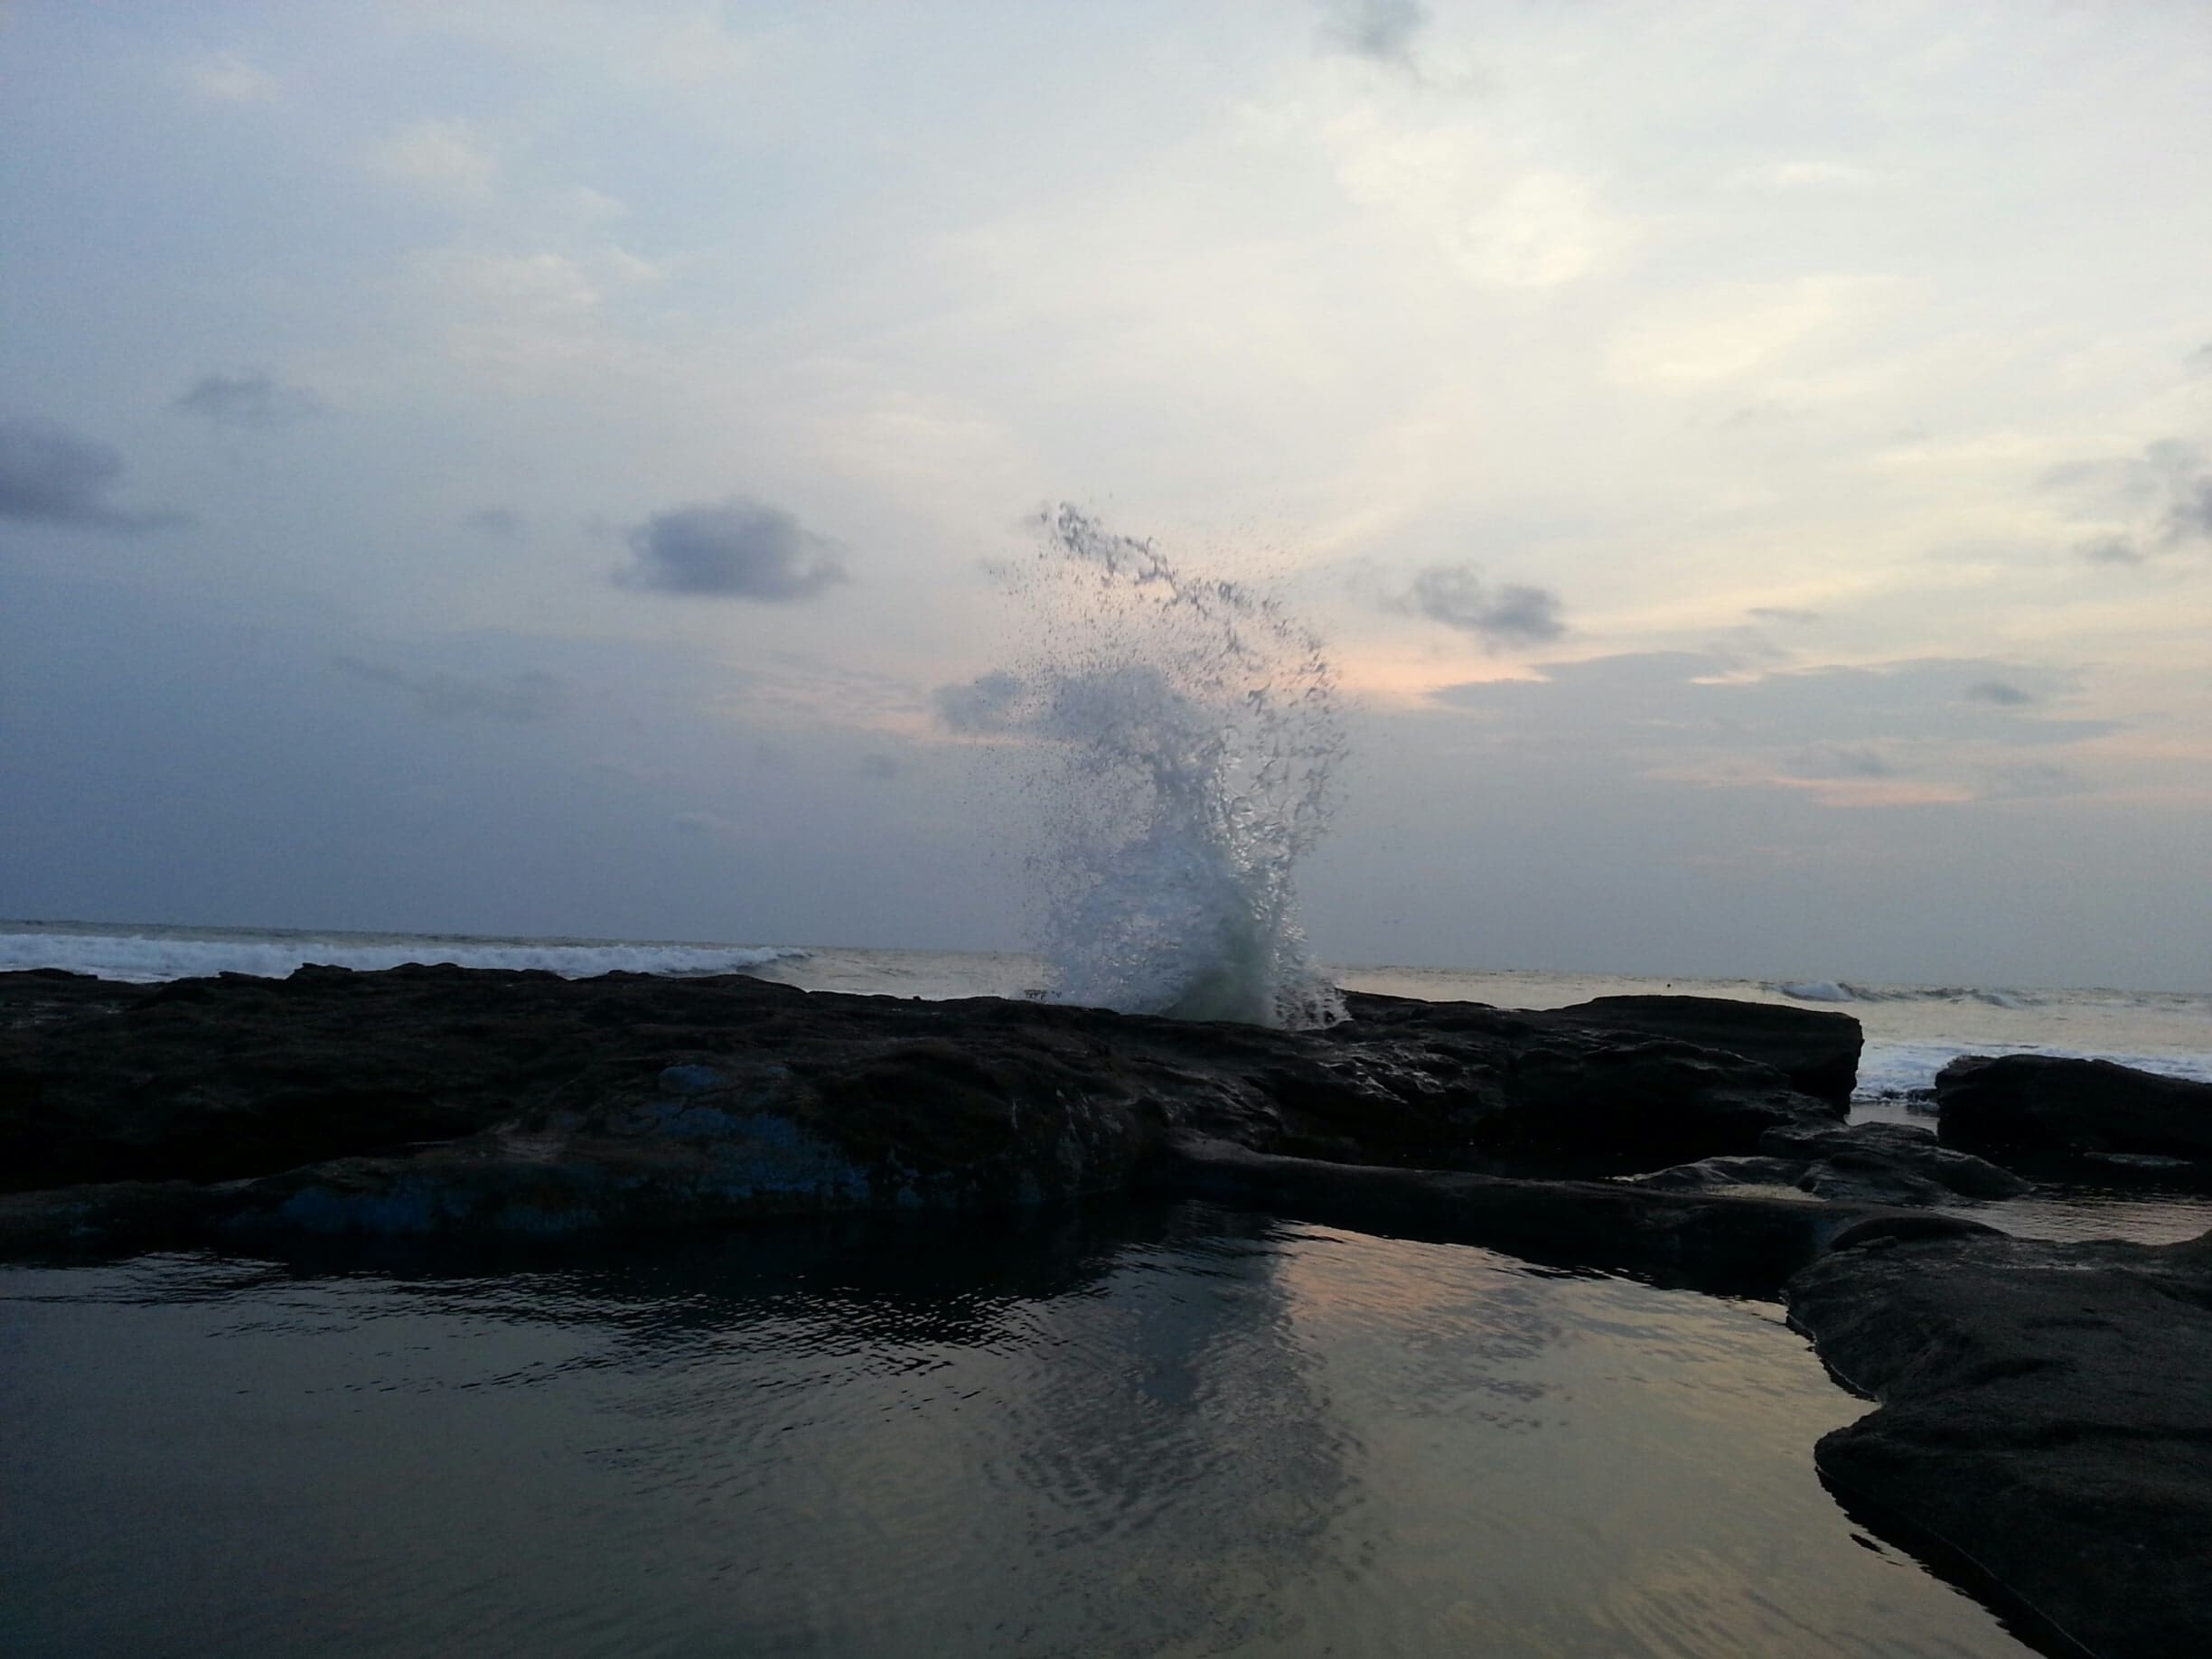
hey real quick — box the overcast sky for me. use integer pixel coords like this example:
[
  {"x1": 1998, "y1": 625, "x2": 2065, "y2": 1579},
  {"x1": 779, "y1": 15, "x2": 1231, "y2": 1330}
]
[{"x1": 3, "y1": 1, "x2": 2208, "y2": 990}]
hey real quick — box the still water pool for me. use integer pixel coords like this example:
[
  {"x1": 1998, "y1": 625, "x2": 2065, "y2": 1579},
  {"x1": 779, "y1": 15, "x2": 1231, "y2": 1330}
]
[{"x1": 2, "y1": 1203, "x2": 2030, "y2": 1657}]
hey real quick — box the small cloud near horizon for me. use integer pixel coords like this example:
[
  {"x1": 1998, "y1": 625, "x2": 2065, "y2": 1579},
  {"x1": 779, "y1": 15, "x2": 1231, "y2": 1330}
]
[
  {"x1": 463, "y1": 506, "x2": 527, "y2": 539},
  {"x1": 1787, "y1": 743, "x2": 1897, "y2": 780},
  {"x1": 1392, "y1": 563, "x2": 1567, "y2": 649},
  {"x1": 1964, "y1": 680, "x2": 2036, "y2": 706},
  {"x1": 616, "y1": 498, "x2": 850, "y2": 600},
  {"x1": 0, "y1": 417, "x2": 184, "y2": 532},
  {"x1": 1748, "y1": 606, "x2": 1821, "y2": 624},
  {"x1": 331, "y1": 653, "x2": 570, "y2": 722},
  {"x1": 933, "y1": 670, "x2": 1026, "y2": 734},
  {"x1": 173, "y1": 371, "x2": 321, "y2": 429}
]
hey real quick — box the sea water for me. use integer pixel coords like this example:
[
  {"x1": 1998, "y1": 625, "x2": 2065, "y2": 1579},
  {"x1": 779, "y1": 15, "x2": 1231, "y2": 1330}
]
[{"x1": 3, "y1": 1205, "x2": 2041, "y2": 1658}]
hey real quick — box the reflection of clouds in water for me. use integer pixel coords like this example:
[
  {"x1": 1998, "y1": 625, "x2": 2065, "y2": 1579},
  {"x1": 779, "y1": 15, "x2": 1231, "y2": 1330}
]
[
  {"x1": 1278, "y1": 1231, "x2": 2007, "y2": 1655},
  {"x1": 5, "y1": 1207, "x2": 2027, "y2": 1658}
]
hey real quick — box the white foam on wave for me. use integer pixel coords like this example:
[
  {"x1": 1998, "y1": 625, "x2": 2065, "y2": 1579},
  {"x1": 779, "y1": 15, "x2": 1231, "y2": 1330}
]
[
  {"x1": 0, "y1": 930, "x2": 811, "y2": 985},
  {"x1": 1776, "y1": 980, "x2": 1852, "y2": 1003},
  {"x1": 954, "y1": 507, "x2": 1345, "y2": 1028},
  {"x1": 1856, "y1": 1040, "x2": 2212, "y2": 1101},
  {"x1": 1775, "y1": 979, "x2": 2040, "y2": 1009}
]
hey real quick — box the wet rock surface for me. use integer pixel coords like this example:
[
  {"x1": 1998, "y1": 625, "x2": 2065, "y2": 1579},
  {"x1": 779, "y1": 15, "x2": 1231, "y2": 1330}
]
[
  {"x1": 1937, "y1": 1054, "x2": 2212, "y2": 1181},
  {"x1": 1630, "y1": 1120, "x2": 2032, "y2": 1208},
  {"x1": 1787, "y1": 1227, "x2": 2212, "y2": 1659},
  {"x1": 1154, "y1": 1133, "x2": 1992, "y2": 1297},
  {"x1": 0, "y1": 967, "x2": 1849, "y2": 1249},
  {"x1": 1520, "y1": 992, "x2": 1863, "y2": 1109}
]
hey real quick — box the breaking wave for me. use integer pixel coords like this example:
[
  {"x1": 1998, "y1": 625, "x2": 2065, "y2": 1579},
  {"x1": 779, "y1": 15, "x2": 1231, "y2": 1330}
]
[
  {"x1": 947, "y1": 506, "x2": 1345, "y2": 1027},
  {"x1": 1774, "y1": 979, "x2": 2042, "y2": 1009},
  {"x1": 0, "y1": 928, "x2": 811, "y2": 985}
]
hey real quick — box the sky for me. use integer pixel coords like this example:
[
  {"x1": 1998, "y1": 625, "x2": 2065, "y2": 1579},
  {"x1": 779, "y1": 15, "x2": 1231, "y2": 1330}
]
[{"x1": 2, "y1": 0, "x2": 2208, "y2": 990}]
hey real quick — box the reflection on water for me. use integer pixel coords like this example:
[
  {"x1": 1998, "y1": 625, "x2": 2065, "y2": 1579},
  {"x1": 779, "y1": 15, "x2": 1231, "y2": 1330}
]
[{"x1": 0, "y1": 1204, "x2": 2030, "y2": 1658}]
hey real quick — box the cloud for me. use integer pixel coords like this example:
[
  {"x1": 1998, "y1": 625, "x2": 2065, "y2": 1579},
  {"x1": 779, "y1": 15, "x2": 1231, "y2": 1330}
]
[
  {"x1": 368, "y1": 118, "x2": 499, "y2": 199},
  {"x1": 173, "y1": 371, "x2": 320, "y2": 429},
  {"x1": 0, "y1": 417, "x2": 182, "y2": 531},
  {"x1": 2167, "y1": 476, "x2": 2212, "y2": 543},
  {"x1": 1989, "y1": 763, "x2": 2087, "y2": 800},
  {"x1": 1748, "y1": 606, "x2": 1821, "y2": 624},
  {"x1": 858, "y1": 753, "x2": 902, "y2": 780},
  {"x1": 2078, "y1": 536, "x2": 2143, "y2": 567},
  {"x1": 1317, "y1": 0, "x2": 1430, "y2": 63},
  {"x1": 331, "y1": 654, "x2": 569, "y2": 721},
  {"x1": 1394, "y1": 564, "x2": 1567, "y2": 648},
  {"x1": 1787, "y1": 744, "x2": 1896, "y2": 780},
  {"x1": 616, "y1": 498, "x2": 850, "y2": 600},
  {"x1": 2186, "y1": 342, "x2": 2212, "y2": 374},
  {"x1": 463, "y1": 506, "x2": 526, "y2": 538},
  {"x1": 2049, "y1": 438, "x2": 2212, "y2": 561},
  {"x1": 933, "y1": 669, "x2": 1026, "y2": 733},
  {"x1": 1430, "y1": 654, "x2": 2116, "y2": 808},
  {"x1": 177, "y1": 52, "x2": 278, "y2": 103}
]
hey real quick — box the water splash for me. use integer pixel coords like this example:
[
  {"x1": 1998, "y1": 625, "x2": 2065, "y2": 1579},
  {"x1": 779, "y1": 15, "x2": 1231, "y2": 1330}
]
[{"x1": 951, "y1": 507, "x2": 1346, "y2": 1027}]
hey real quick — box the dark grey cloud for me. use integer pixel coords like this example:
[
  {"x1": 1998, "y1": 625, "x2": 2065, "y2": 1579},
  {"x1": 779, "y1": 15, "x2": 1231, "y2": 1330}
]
[
  {"x1": 2049, "y1": 438, "x2": 2212, "y2": 563},
  {"x1": 1317, "y1": 0, "x2": 1429, "y2": 62},
  {"x1": 1964, "y1": 680, "x2": 2034, "y2": 706},
  {"x1": 2166, "y1": 476, "x2": 2212, "y2": 543},
  {"x1": 615, "y1": 497, "x2": 849, "y2": 600},
  {"x1": 858, "y1": 753, "x2": 901, "y2": 780},
  {"x1": 0, "y1": 417, "x2": 182, "y2": 531},
  {"x1": 331, "y1": 653, "x2": 570, "y2": 722},
  {"x1": 463, "y1": 506, "x2": 526, "y2": 538},
  {"x1": 1396, "y1": 563, "x2": 1567, "y2": 648},
  {"x1": 933, "y1": 669, "x2": 1026, "y2": 734},
  {"x1": 1748, "y1": 606, "x2": 1821, "y2": 624},
  {"x1": 2079, "y1": 535, "x2": 2143, "y2": 566},
  {"x1": 173, "y1": 370, "x2": 320, "y2": 429}
]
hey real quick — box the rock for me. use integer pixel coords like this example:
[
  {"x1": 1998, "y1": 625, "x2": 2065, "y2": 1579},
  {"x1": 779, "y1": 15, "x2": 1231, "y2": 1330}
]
[
  {"x1": 1626, "y1": 1154, "x2": 1829, "y2": 1198},
  {"x1": 1786, "y1": 1226, "x2": 2212, "y2": 1659},
  {"x1": 1936, "y1": 1053, "x2": 2212, "y2": 1169},
  {"x1": 1535, "y1": 993, "x2": 1862, "y2": 1108},
  {"x1": 1628, "y1": 1122, "x2": 2030, "y2": 1208},
  {"x1": 0, "y1": 969, "x2": 1849, "y2": 1254},
  {"x1": 1150, "y1": 1133, "x2": 1992, "y2": 1295},
  {"x1": 1762, "y1": 1120, "x2": 2032, "y2": 1199}
]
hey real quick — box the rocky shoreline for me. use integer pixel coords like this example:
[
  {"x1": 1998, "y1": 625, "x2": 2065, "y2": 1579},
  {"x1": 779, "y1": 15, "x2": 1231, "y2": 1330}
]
[{"x1": 5, "y1": 963, "x2": 2208, "y2": 1657}]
